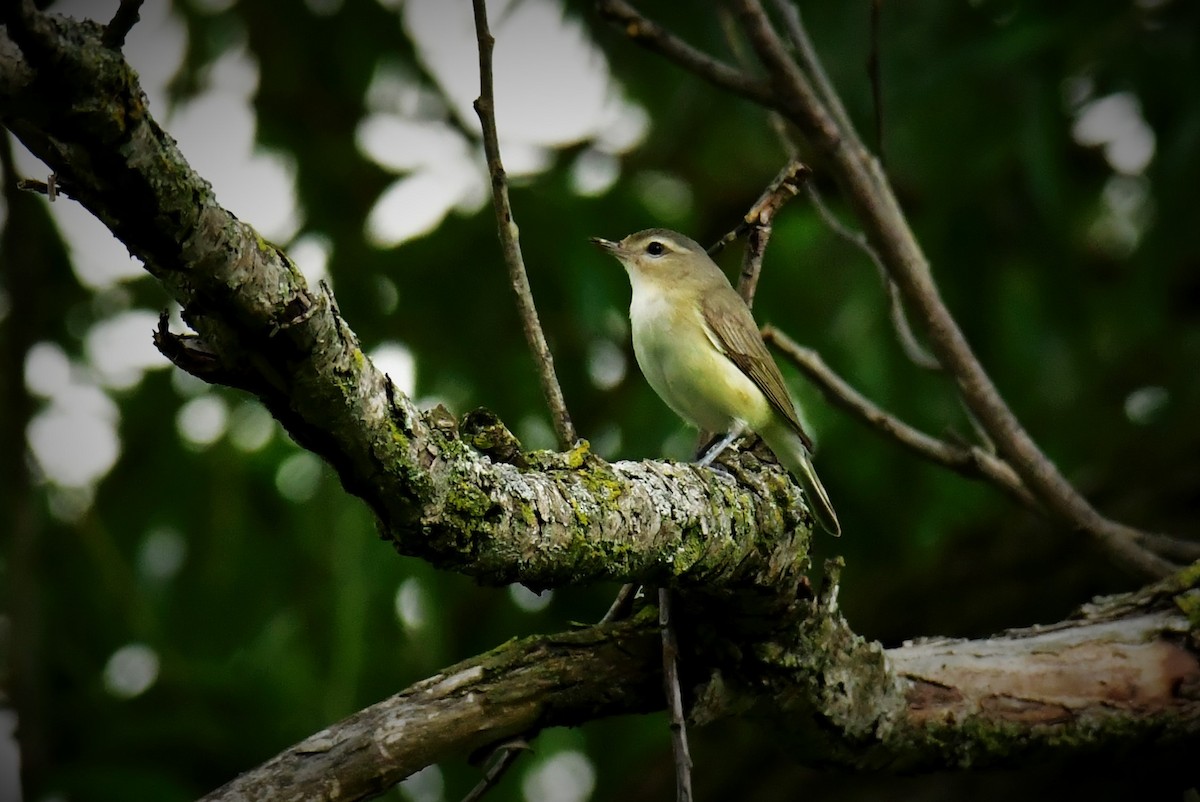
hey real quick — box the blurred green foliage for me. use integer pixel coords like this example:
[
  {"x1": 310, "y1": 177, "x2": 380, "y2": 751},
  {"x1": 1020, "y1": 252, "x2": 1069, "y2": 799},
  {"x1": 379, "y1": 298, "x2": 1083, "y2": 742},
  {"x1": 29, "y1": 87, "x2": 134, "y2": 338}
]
[{"x1": 2, "y1": 1, "x2": 1198, "y2": 800}]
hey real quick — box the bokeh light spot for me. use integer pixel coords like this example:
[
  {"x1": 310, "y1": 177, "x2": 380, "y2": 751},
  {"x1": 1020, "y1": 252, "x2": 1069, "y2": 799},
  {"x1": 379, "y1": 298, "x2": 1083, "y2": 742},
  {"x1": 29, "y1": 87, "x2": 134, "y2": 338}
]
[{"x1": 103, "y1": 643, "x2": 160, "y2": 699}]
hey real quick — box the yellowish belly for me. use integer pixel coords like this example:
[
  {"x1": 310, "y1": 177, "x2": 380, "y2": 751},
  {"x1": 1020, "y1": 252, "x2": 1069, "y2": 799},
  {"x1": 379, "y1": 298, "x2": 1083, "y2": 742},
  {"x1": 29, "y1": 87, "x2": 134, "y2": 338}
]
[{"x1": 631, "y1": 304, "x2": 772, "y2": 433}]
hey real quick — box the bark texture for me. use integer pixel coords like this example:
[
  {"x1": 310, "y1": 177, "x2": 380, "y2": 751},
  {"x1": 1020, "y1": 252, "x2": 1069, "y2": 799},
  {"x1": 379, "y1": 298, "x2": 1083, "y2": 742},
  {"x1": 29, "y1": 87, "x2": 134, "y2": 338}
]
[
  {"x1": 200, "y1": 573, "x2": 1200, "y2": 801},
  {"x1": 1, "y1": 11, "x2": 1198, "y2": 801},
  {"x1": 200, "y1": 616, "x2": 664, "y2": 802},
  {"x1": 0, "y1": 11, "x2": 814, "y2": 594}
]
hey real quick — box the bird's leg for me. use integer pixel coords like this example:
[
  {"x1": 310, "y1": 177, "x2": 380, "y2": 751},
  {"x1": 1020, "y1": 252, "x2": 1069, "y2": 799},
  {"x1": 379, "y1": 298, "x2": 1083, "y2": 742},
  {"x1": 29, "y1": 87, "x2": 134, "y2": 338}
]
[{"x1": 696, "y1": 422, "x2": 747, "y2": 467}]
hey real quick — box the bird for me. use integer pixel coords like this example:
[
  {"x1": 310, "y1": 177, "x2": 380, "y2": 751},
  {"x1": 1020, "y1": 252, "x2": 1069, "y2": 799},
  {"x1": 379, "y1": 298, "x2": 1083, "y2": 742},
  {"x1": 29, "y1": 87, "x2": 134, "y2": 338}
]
[{"x1": 591, "y1": 228, "x2": 840, "y2": 536}]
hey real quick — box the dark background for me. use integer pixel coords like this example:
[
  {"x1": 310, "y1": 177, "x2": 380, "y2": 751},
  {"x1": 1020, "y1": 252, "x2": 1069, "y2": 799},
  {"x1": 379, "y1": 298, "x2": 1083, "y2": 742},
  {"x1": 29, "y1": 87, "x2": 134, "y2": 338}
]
[{"x1": 2, "y1": 0, "x2": 1198, "y2": 800}]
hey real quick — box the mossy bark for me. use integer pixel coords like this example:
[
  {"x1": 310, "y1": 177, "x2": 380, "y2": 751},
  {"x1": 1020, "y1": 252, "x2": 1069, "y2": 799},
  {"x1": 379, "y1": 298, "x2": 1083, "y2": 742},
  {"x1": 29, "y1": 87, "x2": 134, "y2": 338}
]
[{"x1": 1, "y1": 12, "x2": 1197, "y2": 799}]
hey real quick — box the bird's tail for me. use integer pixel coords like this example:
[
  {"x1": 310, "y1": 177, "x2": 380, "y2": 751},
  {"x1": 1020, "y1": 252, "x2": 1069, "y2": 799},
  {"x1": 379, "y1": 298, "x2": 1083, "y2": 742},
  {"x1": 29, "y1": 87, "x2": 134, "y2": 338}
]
[{"x1": 759, "y1": 421, "x2": 841, "y2": 537}]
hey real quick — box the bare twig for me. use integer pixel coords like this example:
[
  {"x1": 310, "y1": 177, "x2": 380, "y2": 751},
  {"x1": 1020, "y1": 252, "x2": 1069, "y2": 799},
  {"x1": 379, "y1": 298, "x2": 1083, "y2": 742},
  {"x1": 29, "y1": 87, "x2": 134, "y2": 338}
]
[
  {"x1": 728, "y1": 0, "x2": 1181, "y2": 578},
  {"x1": 600, "y1": 582, "x2": 640, "y2": 624},
  {"x1": 713, "y1": 161, "x2": 812, "y2": 251},
  {"x1": 738, "y1": 224, "x2": 771, "y2": 309},
  {"x1": 763, "y1": 326, "x2": 1037, "y2": 509},
  {"x1": 659, "y1": 588, "x2": 693, "y2": 802},
  {"x1": 461, "y1": 738, "x2": 530, "y2": 802},
  {"x1": 472, "y1": 0, "x2": 576, "y2": 449},
  {"x1": 708, "y1": 160, "x2": 811, "y2": 308},
  {"x1": 804, "y1": 182, "x2": 941, "y2": 370},
  {"x1": 1134, "y1": 533, "x2": 1200, "y2": 563},
  {"x1": 595, "y1": 0, "x2": 777, "y2": 110},
  {"x1": 102, "y1": 0, "x2": 144, "y2": 49},
  {"x1": 732, "y1": 2, "x2": 937, "y2": 368}
]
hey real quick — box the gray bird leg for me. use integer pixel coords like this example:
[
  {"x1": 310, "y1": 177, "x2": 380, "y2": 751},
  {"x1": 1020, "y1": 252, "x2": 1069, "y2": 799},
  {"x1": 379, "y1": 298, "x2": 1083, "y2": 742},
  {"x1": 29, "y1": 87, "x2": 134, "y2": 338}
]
[{"x1": 696, "y1": 423, "x2": 747, "y2": 467}]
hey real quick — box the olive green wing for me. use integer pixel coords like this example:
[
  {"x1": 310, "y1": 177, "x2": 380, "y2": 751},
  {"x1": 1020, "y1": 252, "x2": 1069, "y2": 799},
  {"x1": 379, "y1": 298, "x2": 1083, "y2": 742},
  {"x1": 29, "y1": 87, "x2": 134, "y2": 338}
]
[{"x1": 700, "y1": 288, "x2": 815, "y2": 452}]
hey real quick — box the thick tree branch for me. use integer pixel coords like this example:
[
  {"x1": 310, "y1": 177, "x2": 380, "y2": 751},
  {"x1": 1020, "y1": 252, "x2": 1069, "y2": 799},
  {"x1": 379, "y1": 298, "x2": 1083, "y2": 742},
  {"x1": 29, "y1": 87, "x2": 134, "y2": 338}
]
[
  {"x1": 725, "y1": 0, "x2": 1184, "y2": 578},
  {"x1": 200, "y1": 616, "x2": 664, "y2": 802},
  {"x1": 5, "y1": 14, "x2": 1198, "y2": 799},
  {"x1": 700, "y1": 562, "x2": 1200, "y2": 772},
  {"x1": 767, "y1": 0, "x2": 857, "y2": 150},
  {"x1": 0, "y1": 12, "x2": 815, "y2": 595},
  {"x1": 201, "y1": 567, "x2": 1200, "y2": 800},
  {"x1": 472, "y1": 0, "x2": 576, "y2": 450}
]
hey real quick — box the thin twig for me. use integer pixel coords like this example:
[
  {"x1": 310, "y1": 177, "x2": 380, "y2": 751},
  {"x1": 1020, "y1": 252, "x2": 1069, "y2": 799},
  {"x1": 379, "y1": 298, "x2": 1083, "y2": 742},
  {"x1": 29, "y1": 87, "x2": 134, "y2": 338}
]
[
  {"x1": 730, "y1": 0, "x2": 1181, "y2": 578},
  {"x1": 472, "y1": 0, "x2": 576, "y2": 449},
  {"x1": 739, "y1": 225, "x2": 771, "y2": 309},
  {"x1": 659, "y1": 587, "x2": 693, "y2": 802},
  {"x1": 102, "y1": 0, "x2": 144, "y2": 50},
  {"x1": 737, "y1": 168, "x2": 806, "y2": 308},
  {"x1": 804, "y1": 183, "x2": 941, "y2": 370},
  {"x1": 736, "y1": 4, "x2": 938, "y2": 370},
  {"x1": 600, "y1": 582, "x2": 640, "y2": 624},
  {"x1": 733, "y1": 0, "x2": 935, "y2": 368},
  {"x1": 763, "y1": 326, "x2": 1038, "y2": 509},
  {"x1": 461, "y1": 738, "x2": 530, "y2": 802},
  {"x1": 1134, "y1": 533, "x2": 1200, "y2": 563},
  {"x1": 708, "y1": 160, "x2": 810, "y2": 256},
  {"x1": 708, "y1": 160, "x2": 811, "y2": 308},
  {"x1": 716, "y1": 4, "x2": 754, "y2": 74},
  {"x1": 595, "y1": 0, "x2": 777, "y2": 110}
]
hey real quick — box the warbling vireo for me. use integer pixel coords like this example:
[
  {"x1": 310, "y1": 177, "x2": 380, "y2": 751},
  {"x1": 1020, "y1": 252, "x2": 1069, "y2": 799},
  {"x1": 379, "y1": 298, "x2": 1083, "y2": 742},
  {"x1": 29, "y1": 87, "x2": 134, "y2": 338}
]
[{"x1": 591, "y1": 228, "x2": 840, "y2": 536}]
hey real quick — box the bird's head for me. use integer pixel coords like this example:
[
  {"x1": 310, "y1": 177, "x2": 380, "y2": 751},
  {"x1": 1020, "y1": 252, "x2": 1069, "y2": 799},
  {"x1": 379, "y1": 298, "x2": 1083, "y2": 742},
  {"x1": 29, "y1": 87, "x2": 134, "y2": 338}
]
[{"x1": 589, "y1": 228, "x2": 708, "y2": 280}]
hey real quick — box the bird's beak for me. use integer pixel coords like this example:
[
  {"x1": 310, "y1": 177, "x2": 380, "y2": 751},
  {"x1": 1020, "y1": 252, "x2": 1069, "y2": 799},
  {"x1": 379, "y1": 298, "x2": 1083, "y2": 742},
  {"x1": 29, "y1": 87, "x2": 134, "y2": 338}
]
[{"x1": 589, "y1": 236, "x2": 620, "y2": 255}]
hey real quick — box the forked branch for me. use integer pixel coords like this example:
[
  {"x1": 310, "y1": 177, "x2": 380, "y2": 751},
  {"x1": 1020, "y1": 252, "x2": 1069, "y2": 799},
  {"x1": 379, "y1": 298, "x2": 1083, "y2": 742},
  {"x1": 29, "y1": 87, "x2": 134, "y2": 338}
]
[
  {"x1": 709, "y1": 160, "x2": 811, "y2": 309},
  {"x1": 598, "y1": 0, "x2": 1190, "y2": 577},
  {"x1": 727, "y1": 0, "x2": 1185, "y2": 577}
]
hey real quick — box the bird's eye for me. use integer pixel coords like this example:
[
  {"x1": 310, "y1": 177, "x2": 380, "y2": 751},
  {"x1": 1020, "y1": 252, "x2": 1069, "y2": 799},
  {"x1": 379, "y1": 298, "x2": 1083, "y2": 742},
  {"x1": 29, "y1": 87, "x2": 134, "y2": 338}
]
[{"x1": 645, "y1": 241, "x2": 665, "y2": 256}]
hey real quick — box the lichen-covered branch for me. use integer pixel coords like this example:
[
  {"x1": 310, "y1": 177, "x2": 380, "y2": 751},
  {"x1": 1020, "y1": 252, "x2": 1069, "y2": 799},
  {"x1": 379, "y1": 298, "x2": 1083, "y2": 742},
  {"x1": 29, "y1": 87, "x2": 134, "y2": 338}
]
[
  {"x1": 199, "y1": 567, "x2": 1200, "y2": 801},
  {"x1": 0, "y1": 12, "x2": 814, "y2": 593},
  {"x1": 3, "y1": 12, "x2": 1198, "y2": 799},
  {"x1": 878, "y1": 569, "x2": 1200, "y2": 769},
  {"x1": 695, "y1": 562, "x2": 1200, "y2": 772},
  {"x1": 200, "y1": 615, "x2": 664, "y2": 802}
]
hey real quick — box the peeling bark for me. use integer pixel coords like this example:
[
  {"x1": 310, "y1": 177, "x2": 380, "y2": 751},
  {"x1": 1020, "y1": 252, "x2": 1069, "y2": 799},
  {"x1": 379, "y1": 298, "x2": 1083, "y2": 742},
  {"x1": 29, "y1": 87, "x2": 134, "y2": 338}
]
[{"x1": 200, "y1": 577, "x2": 1200, "y2": 801}]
